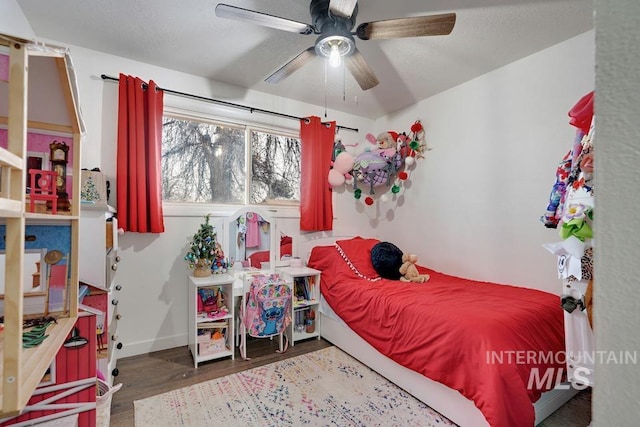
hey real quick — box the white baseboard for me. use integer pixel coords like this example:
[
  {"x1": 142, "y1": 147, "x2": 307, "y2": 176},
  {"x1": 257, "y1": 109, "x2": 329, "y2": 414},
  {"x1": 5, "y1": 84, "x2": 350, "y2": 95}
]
[{"x1": 118, "y1": 333, "x2": 188, "y2": 359}]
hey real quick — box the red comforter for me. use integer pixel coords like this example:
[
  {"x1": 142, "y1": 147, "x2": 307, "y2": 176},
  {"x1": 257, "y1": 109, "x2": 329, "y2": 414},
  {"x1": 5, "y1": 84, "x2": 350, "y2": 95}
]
[{"x1": 307, "y1": 237, "x2": 565, "y2": 427}]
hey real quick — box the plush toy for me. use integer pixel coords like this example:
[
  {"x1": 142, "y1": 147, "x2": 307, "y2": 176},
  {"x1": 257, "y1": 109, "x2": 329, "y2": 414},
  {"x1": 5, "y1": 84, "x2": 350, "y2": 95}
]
[
  {"x1": 376, "y1": 131, "x2": 399, "y2": 149},
  {"x1": 399, "y1": 253, "x2": 430, "y2": 283},
  {"x1": 364, "y1": 131, "x2": 399, "y2": 150},
  {"x1": 328, "y1": 151, "x2": 355, "y2": 187}
]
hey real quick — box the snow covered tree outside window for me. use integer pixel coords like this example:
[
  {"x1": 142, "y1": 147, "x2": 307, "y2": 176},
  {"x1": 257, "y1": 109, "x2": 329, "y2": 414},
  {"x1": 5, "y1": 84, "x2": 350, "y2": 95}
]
[
  {"x1": 162, "y1": 114, "x2": 301, "y2": 205},
  {"x1": 250, "y1": 130, "x2": 301, "y2": 204}
]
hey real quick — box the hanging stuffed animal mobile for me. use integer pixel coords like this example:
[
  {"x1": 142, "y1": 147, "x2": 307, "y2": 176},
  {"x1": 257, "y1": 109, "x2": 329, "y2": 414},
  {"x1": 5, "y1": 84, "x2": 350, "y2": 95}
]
[{"x1": 327, "y1": 119, "x2": 430, "y2": 207}]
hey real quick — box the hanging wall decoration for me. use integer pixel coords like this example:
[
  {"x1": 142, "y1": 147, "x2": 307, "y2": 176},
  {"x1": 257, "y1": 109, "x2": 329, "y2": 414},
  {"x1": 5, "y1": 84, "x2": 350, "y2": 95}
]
[{"x1": 328, "y1": 120, "x2": 429, "y2": 207}]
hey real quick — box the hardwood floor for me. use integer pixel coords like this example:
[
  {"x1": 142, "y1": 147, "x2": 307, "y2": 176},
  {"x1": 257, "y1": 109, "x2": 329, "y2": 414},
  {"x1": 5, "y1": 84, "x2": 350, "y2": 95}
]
[
  {"x1": 109, "y1": 337, "x2": 590, "y2": 426},
  {"x1": 109, "y1": 337, "x2": 331, "y2": 426}
]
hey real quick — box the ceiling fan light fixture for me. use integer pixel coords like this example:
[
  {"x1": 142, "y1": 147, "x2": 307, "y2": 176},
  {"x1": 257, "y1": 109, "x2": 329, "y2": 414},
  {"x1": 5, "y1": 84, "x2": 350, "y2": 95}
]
[{"x1": 315, "y1": 33, "x2": 355, "y2": 67}]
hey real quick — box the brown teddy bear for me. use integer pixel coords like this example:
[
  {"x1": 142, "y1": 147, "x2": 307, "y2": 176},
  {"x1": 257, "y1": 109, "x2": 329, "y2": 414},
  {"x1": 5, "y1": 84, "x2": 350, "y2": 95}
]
[{"x1": 399, "y1": 253, "x2": 430, "y2": 283}]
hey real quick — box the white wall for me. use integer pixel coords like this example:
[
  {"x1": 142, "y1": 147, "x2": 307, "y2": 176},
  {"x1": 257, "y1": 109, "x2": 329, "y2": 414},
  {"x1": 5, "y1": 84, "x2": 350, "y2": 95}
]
[
  {"x1": 593, "y1": 0, "x2": 640, "y2": 423},
  {"x1": 346, "y1": 31, "x2": 594, "y2": 295},
  {"x1": 66, "y1": 31, "x2": 596, "y2": 356},
  {"x1": 63, "y1": 42, "x2": 373, "y2": 356},
  {"x1": 0, "y1": 0, "x2": 35, "y2": 41}
]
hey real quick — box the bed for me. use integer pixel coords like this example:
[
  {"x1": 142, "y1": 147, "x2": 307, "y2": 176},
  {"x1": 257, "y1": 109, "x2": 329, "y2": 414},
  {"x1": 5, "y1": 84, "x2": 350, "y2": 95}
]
[{"x1": 304, "y1": 236, "x2": 577, "y2": 427}]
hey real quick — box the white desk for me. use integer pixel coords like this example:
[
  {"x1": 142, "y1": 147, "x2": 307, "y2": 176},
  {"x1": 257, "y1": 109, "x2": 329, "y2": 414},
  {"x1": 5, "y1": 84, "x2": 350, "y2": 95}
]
[{"x1": 229, "y1": 268, "x2": 273, "y2": 296}]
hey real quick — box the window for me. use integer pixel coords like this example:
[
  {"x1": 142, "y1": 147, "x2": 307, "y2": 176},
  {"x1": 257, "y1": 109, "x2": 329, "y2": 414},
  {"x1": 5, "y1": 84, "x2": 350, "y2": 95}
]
[
  {"x1": 250, "y1": 130, "x2": 301, "y2": 204},
  {"x1": 162, "y1": 116, "x2": 245, "y2": 204},
  {"x1": 162, "y1": 113, "x2": 301, "y2": 205}
]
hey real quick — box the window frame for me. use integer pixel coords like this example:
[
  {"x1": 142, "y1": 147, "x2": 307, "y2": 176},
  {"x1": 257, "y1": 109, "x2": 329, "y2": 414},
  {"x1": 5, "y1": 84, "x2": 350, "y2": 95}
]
[{"x1": 161, "y1": 107, "x2": 302, "y2": 217}]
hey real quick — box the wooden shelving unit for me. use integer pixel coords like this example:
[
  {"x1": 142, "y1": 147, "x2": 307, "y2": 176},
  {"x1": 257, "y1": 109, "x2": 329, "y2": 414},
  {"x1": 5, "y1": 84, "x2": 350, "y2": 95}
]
[{"x1": 0, "y1": 35, "x2": 82, "y2": 417}]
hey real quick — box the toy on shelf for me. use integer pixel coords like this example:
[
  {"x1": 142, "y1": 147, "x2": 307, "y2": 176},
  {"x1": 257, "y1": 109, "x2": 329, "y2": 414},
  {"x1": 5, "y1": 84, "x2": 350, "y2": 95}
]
[{"x1": 197, "y1": 287, "x2": 229, "y2": 319}]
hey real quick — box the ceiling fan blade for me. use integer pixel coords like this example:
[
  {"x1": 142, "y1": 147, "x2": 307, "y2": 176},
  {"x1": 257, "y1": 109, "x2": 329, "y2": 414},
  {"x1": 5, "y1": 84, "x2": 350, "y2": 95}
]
[
  {"x1": 215, "y1": 3, "x2": 314, "y2": 35},
  {"x1": 345, "y1": 48, "x2": 379, "y2": 91},
  {"x1": 329, "y1": 0, "x2": 358, "y2": 18},
  {"x1": 265, "y1": 47, "x2": 318, "y2": 84},
  {"x1": 356, "y1": 13, "x2": 456, "y2": 40}
]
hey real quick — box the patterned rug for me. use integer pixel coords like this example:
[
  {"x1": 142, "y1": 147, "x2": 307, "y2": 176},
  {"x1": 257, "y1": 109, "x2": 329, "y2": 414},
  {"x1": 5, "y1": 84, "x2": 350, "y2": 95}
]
[{"x1": 134, "y1": 346, "x2": 456, "y2": 426}]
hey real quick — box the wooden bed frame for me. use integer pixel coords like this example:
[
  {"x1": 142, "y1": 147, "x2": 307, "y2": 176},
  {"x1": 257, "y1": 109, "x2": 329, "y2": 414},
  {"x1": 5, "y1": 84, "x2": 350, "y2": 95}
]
[{"x1": 298, "y1": 234, "x2": 579, "y2": 426}]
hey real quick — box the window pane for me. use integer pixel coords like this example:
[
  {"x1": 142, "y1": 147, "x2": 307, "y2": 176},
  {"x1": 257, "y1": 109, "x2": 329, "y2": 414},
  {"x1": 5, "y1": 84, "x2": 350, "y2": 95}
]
[
  {"x1": 250, "y1": 130, "x2": 301, "y2": 204},
  {"x1": 162, "y1": 116, "x2": 245, "y2": 203}
]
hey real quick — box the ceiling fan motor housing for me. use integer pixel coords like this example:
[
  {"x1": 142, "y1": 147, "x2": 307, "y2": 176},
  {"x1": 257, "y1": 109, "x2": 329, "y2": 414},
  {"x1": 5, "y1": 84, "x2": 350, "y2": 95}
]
[
  {"x1": 310, "y1": 0, "x2": 358, "y2": 30},
  {"x1": 311, "y1": 0, "x2": 358, "y2": 58}
]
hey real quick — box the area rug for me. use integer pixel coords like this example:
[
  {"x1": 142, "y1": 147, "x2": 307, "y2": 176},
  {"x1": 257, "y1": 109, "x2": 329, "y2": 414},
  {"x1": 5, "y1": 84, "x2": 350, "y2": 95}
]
[{"x1": 134, "y1": 346, "x2": 456, "y2": 426}]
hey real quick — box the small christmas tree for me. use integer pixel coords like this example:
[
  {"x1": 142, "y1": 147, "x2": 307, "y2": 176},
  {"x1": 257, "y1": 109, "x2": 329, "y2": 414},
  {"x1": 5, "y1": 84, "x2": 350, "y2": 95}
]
[{"x1": 184, "y1": 214, "x2": 218, "y2": 275}]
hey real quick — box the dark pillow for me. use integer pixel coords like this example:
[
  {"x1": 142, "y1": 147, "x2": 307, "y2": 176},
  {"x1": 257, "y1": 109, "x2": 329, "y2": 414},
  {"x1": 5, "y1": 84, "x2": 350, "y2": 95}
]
[{"x1": 370, "y1": 241, "x2": 403, "y2": 280}]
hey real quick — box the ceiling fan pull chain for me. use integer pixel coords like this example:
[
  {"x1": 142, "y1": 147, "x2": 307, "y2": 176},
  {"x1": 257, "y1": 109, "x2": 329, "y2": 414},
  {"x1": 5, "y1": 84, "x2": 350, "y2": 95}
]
[
  {"x1": 324, "y1": 58, "x2": 328, "y2": 118},
  {"x1": 343, "y1": 63, "x2": 346, "y2": 102}
]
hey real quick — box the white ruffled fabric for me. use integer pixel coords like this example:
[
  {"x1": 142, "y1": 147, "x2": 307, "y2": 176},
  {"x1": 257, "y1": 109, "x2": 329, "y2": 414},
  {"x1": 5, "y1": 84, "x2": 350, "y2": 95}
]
[{"x1": 334, "y1": 242, "x2": 381, "y2": 282}]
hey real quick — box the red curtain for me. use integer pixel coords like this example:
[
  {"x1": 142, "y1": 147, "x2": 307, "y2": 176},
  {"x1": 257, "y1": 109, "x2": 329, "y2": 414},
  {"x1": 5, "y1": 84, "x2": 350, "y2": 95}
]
[
  {"x1": 299, "y1": 116, "x2": 336, "y2": 231},
  {"x1": 116, "y1": 74, "x2": 165, "y2": 233}
]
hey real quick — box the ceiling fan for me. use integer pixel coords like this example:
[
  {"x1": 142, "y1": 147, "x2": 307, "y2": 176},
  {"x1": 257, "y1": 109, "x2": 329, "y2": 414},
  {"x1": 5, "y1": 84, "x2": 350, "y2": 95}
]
[{"x1": 215, "y1": 0, "x2": 456, "y2": 90}]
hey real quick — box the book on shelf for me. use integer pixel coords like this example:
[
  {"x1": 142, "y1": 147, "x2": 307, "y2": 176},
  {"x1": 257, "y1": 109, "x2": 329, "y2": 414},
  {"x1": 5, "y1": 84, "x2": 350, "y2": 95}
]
[{"x1": 294, "y1": 277, "x2": 311, "y2": 301}]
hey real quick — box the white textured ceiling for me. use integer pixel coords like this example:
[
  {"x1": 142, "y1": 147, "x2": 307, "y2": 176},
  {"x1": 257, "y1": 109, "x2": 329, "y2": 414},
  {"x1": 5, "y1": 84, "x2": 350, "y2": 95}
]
[{"x1": 15, "y1": 0, "x2": 593, "y2": 119}]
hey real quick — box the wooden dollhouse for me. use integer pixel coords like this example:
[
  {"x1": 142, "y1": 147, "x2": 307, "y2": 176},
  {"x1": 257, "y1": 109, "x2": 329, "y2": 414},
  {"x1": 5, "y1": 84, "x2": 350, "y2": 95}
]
[{"x1": 0, "y1": 32, "x2": 96, "y2": 424}]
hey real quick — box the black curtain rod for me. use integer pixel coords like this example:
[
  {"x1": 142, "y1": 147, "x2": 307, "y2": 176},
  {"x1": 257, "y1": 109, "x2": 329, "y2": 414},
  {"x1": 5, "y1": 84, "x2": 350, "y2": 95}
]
[{"x1": 100, "y1": 74, "x2": 358, "y2": 133}]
